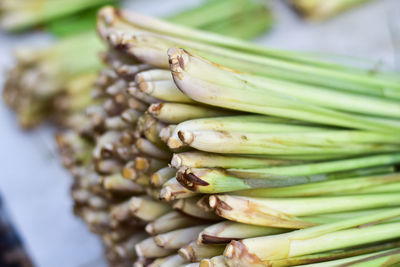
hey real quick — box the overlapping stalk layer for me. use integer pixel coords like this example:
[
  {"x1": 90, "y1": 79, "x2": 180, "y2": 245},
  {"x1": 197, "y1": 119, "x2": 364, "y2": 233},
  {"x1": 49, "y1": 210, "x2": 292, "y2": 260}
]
[{"x1": 52, "y1": 6, "x2": 400, "y2": 267}]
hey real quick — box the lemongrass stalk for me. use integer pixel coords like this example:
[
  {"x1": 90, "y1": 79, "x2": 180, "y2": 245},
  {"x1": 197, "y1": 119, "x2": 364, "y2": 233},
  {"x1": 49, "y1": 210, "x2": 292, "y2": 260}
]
[
  {"x1": 135, "y1": 69, "x2": 172, "y2": 83},
  {"x1": 198, "y1": 221, "x2": 288, "y2": 245},
  {"x1": 291, "y1": 0, "x2": 374, "y2": 20},
  {"x1": 197, "y1": 195, "x2": 214, "y2": 212},
  {"x1": 127, "y1": 96, "x2": 148, "y2": 112},
  {"x1": 145, "y1": 211, "x2": 204, "y2": 236},
  {"x1": 129, "y1": 196, "x2": 171, "y2": 222},
  {"x1": 160, "y1": 125, "x2": 177, "y2": 143},
  {"x1": 115, "y1": 63, "x2": 153, "y2": 79},
  {"x1": 151, "y1": 167, "x2": 177, "y2": 187},
  {"x1": 167, "y1": 116, "x2": 325, "y2": 149},
  {"x1": 103, "y1": 173, "x2": 145, "y2": 193},
  {"x1": 199, "y1": 255, "x2": 227, "y2": 267},
  {"x1": 179, "y1": 242, "x2": 225, "y2": 262},
  {"x1": 55, "y1": 131, "x2": 93, "y2": 167},
  {"x1": 171, "y1": 152, "x2": 298, "y2": 169},
  {"x1": 169, "y1": 48, "x2": 400, "y2": 133},
  {"x1": 146, "y1": 187, "x2": 160, "y2": 200},
  {"x1": 158, "y1": 254, "x2": 187, "y2": 267},
  {"x1": 135, "y1": 237, "x2": 175, "y2": 258},
  {"x1": 136, "y1": 138, "x2": 171, "y2": 160},
  {"x1": 122, "y1": 161, "x2": 137, "y2": 180},
  {"x1": 138, "y1": 80, "x2": 194, "y2": 103},
  {"x1": 110, "y1": 200, "x2": 133, "y2": 223},
  {"x1": 134, "y1": 157, "x2": 168, "y2": 173},
  {"x1": 148, "y1": 102, "x2": 232, "y2": 124},
  {"x1": 209, "y1": 194, "x2": 400, "y2": 228},
  {"x1": 104, "y1": 79, "x2": 126, "y2": 96},
  {"x1": 81, "y1": 209, "x2": 111, "y2": 229},
  {"x1": 160, "y1": 177, "x2": 199, "y2": 201},
  {"x1": 102, "y1": 227, "x2": 139, "y2": 244},
  {"x1": 132, "y1": 173, "x2": 151, "y2": 187},
  {"x1": 179, "y1": 129, "x2": 400, "y2": 151},
  {"x1": 121, "y1": 109, "x2": 142, "y2": 124},
  {"x1": 95, "y1": 159, "x2": 121, "y2": 174},
  {"x1": 127, "y1": 85, "x2": 160, "y2": 104},
  {"x1": 224, "y1": 209, "x2": 400, "y2": 263},
  {"x1": 174, "y1": 198, "x2": 222, "y2": 221},
  {"x1": 143, "y1": 115, "x2": 168, "y2": 149},
  {"x1": 154, "y1": 225, "x2": 209, "y2": 250},
  {"x1": 93, "y1": 131, "x2": 121, "y2": 159},
  {"x1": 104, "y1": 116, "x2": 129, "y2": 130},
  {"x1": 228, "y1": 153, "x2": 400, "y2": 178},
  {"x1": 177, "y1": 166, "x2": 395, "y2": 193},
  {"x1": 113, "y1": 231, "x2": 147, "y2": 259},
  {"x1": 234, "y1": 173, "x2": 400, "y2": 197}
]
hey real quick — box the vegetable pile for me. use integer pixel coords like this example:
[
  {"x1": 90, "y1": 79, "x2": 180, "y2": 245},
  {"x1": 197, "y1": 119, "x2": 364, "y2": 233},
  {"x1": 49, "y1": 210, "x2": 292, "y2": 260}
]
[{"x1": 54, "y1": 6, "x2": 400, "y2": 267}]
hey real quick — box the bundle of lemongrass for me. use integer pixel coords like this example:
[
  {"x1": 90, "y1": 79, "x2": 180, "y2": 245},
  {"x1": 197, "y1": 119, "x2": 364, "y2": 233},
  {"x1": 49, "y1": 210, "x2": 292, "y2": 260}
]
[
  {"x1": 2, "y1": 0, "x2": 273, "y2": 129},
  {"x1": 54, "y1": 6, "x2": 400, "y2": 267},
  {"x1": 290, "y1": 0, "x2": 374, "y2": 20}
]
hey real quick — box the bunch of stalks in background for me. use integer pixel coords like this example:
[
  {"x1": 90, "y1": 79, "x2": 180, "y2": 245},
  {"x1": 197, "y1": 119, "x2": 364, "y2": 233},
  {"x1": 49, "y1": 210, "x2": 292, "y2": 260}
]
[{"x1": 54, "y1": 7, "x2": 400, "y2": 266}]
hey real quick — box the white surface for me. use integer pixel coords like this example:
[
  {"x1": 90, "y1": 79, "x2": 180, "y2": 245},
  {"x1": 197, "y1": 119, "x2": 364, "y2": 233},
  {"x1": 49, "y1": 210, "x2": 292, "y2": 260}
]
[{"x1": 0, "y1": 0, "x2": 399, "y2": 266}]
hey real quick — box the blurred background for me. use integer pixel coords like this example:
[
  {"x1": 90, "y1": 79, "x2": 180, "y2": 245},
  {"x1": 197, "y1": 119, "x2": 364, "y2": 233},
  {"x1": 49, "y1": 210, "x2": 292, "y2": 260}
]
[{"x1": 0, "y1": 0, "x2": 399, "y2": 266}]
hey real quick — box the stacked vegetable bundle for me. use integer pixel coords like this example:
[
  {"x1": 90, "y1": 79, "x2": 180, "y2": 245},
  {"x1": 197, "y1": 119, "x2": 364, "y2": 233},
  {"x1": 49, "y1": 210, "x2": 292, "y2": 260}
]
[
  {"x1": 54, "y1": 6, "x2": 400, "y2": 267},
  {"x1": 2, "y1": 0, "x2": 273, "y2": 129}
]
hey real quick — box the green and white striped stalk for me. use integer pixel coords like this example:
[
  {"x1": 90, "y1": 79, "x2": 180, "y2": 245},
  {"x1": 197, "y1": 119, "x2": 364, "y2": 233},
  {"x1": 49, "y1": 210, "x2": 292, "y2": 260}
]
[
  {"x1": 138, "y1": 80, "x2": 194, "y2": 103},
  {"x1": 177, "y1": 166, "x2": 395, "y2": 193},
  {"x1": 171, "y1": 152, "x2": 300, "y2": 169},
  {"x1": 167, "y1": 116, "x2": 326, "y2": 150},
  {"x1": 209, "y1": 194, "x2": 400, "y2": 228}
]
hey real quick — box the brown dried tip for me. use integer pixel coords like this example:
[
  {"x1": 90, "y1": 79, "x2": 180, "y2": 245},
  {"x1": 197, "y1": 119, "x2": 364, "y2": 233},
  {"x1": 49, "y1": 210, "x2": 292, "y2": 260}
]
[
  {"x1": 148, "y1": 103, "x2": 163, "y2": 116},
  {"x1": 176, "y1": 168, "x2": 209, "y2": 192},
  {"x1": 168, "y1": 47, "x2": 189, "y2": 80}
]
